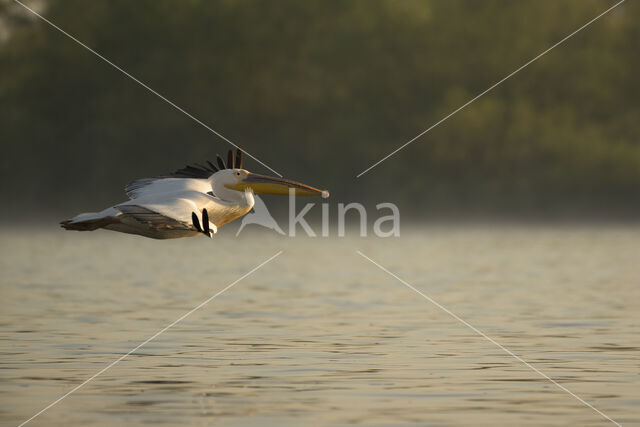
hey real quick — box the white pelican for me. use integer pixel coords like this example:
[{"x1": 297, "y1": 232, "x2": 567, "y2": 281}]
[{"x1": 61, "y1": 150, "x2": 329, "y2": 239}]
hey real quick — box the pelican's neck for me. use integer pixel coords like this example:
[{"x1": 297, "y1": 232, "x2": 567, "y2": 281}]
[
  {"x1": 243, "y1": 189, "x2": 255, "y2": 209},
  {"x1": 211, "y1": 179, "x2": 254, "y2": 209}
]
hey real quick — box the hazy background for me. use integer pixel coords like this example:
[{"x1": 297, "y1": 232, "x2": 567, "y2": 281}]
[
  {"x1": 1, "y1": 0, "x2": 638, "y2": 221},
  {"x1": 2, "y1": 3, "x2": 639, "y2": 424}
]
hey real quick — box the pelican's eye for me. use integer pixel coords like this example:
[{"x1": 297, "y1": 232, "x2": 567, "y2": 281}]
[{"x1": 236, "y1": 172, "x2": 240, "y2": 176}]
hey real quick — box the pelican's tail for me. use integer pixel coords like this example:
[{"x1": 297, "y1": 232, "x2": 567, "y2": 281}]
[{"x1": 60, "y1": 210, "x2": 119, "y2": 231}]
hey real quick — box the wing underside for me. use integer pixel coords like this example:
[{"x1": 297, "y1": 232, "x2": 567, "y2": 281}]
[{"x1": 117, "y1": 205, "x2": 194, "y2": 230}]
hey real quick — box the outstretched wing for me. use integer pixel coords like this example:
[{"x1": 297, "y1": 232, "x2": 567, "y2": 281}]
[
  {"x1": 125, "y1": 149, "x2": 244, "y2": 199},
  {"x1": 117, "y1": 190, "x2": 245, "y2": 231},
  {"x1": 117, "y1": 205, "x2": 195, "y2": 231},
  {"x1": 125, "y1": 177, "x2": 211, "y2": 199}
]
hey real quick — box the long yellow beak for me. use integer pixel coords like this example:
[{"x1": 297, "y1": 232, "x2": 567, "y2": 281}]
[{"x1": 226, "y1": 173, "x2": 330, "y2": 197}]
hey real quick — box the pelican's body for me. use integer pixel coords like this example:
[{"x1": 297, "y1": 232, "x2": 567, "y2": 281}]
[{"x1": 61, "y1": 150, "x2": 328, "y2": 239}]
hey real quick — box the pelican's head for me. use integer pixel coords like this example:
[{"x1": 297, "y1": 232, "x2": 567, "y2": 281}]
[
  {"x1": 218, "y1": 168, "x2": 329, "y2": 198},
  {"x1": 204, "y1": 150, "x2": 329, "y2": 202}
]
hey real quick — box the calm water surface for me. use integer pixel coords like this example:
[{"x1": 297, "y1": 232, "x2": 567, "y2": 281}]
[{"x1": 0, "y1": 225, "x2": 638, "y2": 426}]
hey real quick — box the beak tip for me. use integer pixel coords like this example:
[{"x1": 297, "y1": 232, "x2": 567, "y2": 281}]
[{"x1": 322, "y1": 190, "x2": 330, "y2": 199}]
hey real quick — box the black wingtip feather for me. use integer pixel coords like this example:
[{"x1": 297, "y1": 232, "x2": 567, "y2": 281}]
[
  {"x1": 216, "y1": 155, "x2": 226, "y2": 170},
  {"x1": 202, "y1": 209, "x2": 210, "y2": 237},
  {"x1": 206, "y1": 160, "x2": 219, "y2": 173},
  {"x1": 192, "y1": 212, "x2": 202, "y2": 232},
  {"x1": 227, "y1": 150, "x2": 234, "y2": 169},
  {"x1": 161, "y1": 149, "x2": 243, "y2": 179},
  {"x1": 235, "y1": 150, "x2": 243, "y2": 169}
]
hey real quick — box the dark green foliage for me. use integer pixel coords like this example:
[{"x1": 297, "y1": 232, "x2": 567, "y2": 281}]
[{"x1": 1, "y1": 0, "x2": 638, "y2": 218}]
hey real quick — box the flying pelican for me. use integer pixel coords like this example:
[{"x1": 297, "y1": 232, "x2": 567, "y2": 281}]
[{"x1": 61, "y1": 149, "x2": 329, "y2": 239}]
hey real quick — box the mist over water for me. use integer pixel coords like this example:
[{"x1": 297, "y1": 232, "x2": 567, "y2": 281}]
[{"x1": 1, "y1": 225, "x2": 638, "y2": 425}]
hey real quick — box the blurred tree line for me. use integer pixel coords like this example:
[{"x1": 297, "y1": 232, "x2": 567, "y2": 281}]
[{"x1": 1, "y1": 0, "x2": 638, "y2": 220}]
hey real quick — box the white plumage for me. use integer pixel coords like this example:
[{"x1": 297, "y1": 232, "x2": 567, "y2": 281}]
[{"x1": 61, "y1": 150, "x2": 328, "y2": 240}]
